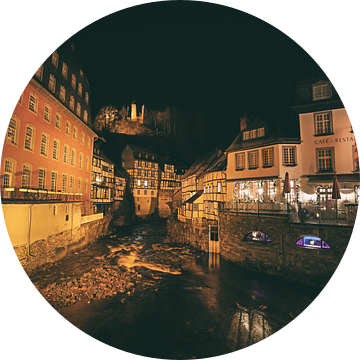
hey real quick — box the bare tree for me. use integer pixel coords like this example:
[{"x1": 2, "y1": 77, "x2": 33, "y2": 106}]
[{"x1": 93, "y1": 105, "x2": 119, "y2": 132}]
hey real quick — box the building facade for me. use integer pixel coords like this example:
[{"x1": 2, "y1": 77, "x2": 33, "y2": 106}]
[
  {"x1": 1, "y1": 37, "x2": 97, "y2": 251},
  {"x1": 121, "y1": 144, "x2": 159, "y2": 217},
  {"x1": 225, "y1": 117, "x2": 301, "y2": 206},
  {"x1": 292, "y1": 76, "x2": 359, "y2": 212}
]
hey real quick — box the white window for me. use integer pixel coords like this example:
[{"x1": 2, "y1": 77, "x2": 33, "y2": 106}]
[
  {"x1": 28, "y1": 92, "x2": 38, "y2": 113},
  {"x1": 235, "y1": 152, "x2": 245, "y2": 170},
  {"x1": 3, "y1": 159, "x2": 14, "y2": 187},
  {"x1": 283, "y1": 147, "x2": 296, "y2": 166},
  {"x1": 44, "y1": 104, "x2": 51, "y2": 122},
  {"x1": 55, "y1": 113, "x2": 61, "y2": 129},
  {"x1": 84, "y1": 110, "x2": 88, "y2": 123},
  {"x1": 258, "y1": 127, "x2": 265, "y2": 137},
  {"x1": 71, "y1": 149, "x2": 76, "y2": 166},
  {"x1": 40, "y1": 133, "x2": 48, "y2": 156},
  {"x1": 62, "y1": 62, "x2": 68, "y2": 79},
  {"x1": 38, "y1": 168, "x2": 46, "y2": 190},
  {"x1": 312, "y1": 81, "x2": 332, "y2": 101},
  {"x1": 7, "y1": 117, "x2": 18, "y2": 145},
  {"x1": 63, "y1": 145, "x2": 69, "y2": 164},
  {"x1": 24, "y1": 125, "x2": 34, "y2": 151},
  {"x1": 85, "y1": 156, "x2": 90, "y2": 171},
  {"x1": 48, "y1": 74, "x2": 56, "y2": 92},
  {"x1": 79, "y1": 153, "x2": 84, "y2": 169},
  {"x1": 248, "y1": 150, "x2": 259, "y2": 169},
  {"x1": 70, "y1": 95, "x2": 75, "y2": 110},
  {"x1": 317, "y1": 148, "x2": 334, "y2": 173},
  {"x1": 71, "y1": 74, "x2": 76, "y2": 89},
  {"x1": 21, "y1": 164, "x2": 31, "y2": 188},
  {"x1": 52, "y1": 51, "x2": 59, "y2": 68},
  {"x1": 53, "y1": 139, "x2": 59, "y2": 160},
  {"x1": 35, "y1": 65, "x2": 43, "y2": 80},
  {"x1": 50, "y1": 171, "x2": 57, "y2": 191},
  {"x1": 65, "y1": 121, "x2": 71, "y2": 135},
  {"x1": 59, "y1": 85, "x2": 66, "y2": 102},
  {"x1": 137, "y1": 179, "x2": 141, "y2": 186},
  {"x1": 263, "y1": 148, "x2": 274, "y2": 167},
  {"x1": 73, "y1": 126, "x2": 78, "y2": 140},
  {"x1": 315, "y1": 112, "x2": 332, "y2": 135},
  {"x1": 217, "y1": 182, "x2": 221, "y2": 193},
  {"x1": 62, "y1": 174, "x2": 67, "y2": 192}
]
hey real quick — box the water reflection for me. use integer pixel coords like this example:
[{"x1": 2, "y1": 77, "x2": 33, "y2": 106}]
[
  {"x1": 228, "y1": 304, "x2": 274, "y2": 350},
  {"x1": 209, "y1": 252, "x2": 220, "y2": 269}
]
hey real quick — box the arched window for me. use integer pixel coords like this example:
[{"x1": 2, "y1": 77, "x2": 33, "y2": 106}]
[
  {"x1": 295, "y1": 235, "x2": 330, "y2": 249},
  {"x1": 245, "y1": 231, "x2": 271, "y2": 242}
]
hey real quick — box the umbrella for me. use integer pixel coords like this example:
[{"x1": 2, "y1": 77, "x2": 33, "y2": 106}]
[
  {"x1": 284, "y1": 172, "x2": 291, "y2": 194},
  {"x1": 332, "y1": 175, "x2": 341, "y2": 223},
  {"x1": 332, "y1": 175, "x2": 341, "y2": 199}
]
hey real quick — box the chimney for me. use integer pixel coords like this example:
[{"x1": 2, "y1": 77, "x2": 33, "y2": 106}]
[{"x1": 240, "y1": 113, "x2": 250, "y2": 131}]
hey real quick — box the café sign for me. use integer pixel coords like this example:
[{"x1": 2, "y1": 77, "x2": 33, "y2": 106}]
[{"x1": 315, "y1": 136, "x2": 355, "y2": 145}]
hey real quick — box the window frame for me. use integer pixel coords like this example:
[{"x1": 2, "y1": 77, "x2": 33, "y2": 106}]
[
  {"x1": 248, "y1": 150, "x2": 259, "y2": 169},
  {"x1": 52, "y1": 139, "x2": 60, "y2": 161},
  {"x1": 38, "y1": 167, "x2": 46, "y2": 190},
  {"x1": 316, "y1": 147, "x2": 335, "y2": 173},
  {"x1": 40, "y1": 132, "x2": 49, "y2": 157},
  {"x1": 235, "y1": 152, "x2": 245, "y2": 170},
  {"x1": 28, "y1": 92, "x2": 38, "y2": 114},
  {"x1": 43, "y1": 104, "x2": 52, "y2": 123},
  {"x1": 48, "y1": 74, "x2": 56, "y2": 93},
  {"x1": 24, "y1": 124, "x2": 35, "y2": 152},
  {"x1": 262, "y1": 147, "x2": 274, "y2": 168},
  {"x1": 314, "y1": 111, "x2": 333, "y2": 136},
  {"x1": 6, "y1": 116, "x2": 20, "y2": 146}
]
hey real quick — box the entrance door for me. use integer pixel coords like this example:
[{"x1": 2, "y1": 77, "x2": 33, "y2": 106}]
[{"x1": 318, "y1": 187, "x2": 335, "y2": 220}]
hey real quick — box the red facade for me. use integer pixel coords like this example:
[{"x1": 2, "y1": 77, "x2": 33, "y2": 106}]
[{"x1": 1, "y1": 80, "x2": 95, "y2": 213}]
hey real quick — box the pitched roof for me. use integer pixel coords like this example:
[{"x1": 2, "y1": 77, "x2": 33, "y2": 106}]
[
  {"x1": 226, "y1": 118, "x2": 300, "y2": 153},
  {"x1": 182, "y1": 149, "x2": 222, "y2": 179}
]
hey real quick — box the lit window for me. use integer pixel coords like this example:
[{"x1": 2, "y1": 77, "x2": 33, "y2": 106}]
[
  {"x1": 317, "y1": 148, "x2": 334, "y2": 173},
  {"x1": 144, "y1": 180, "x2": 148, "y2": 186},
  {"x1": 245, "y1": 231, "x2": 271, "y2": 242},
  {"x1": 35, "y1": 65, "x2": 43, "y2": 80},
  {"x1": 315, "y1": 112, "x2": 333, "y2": 135},
  {"x1": 48, "y1": 74, "x2": 56, "y2": 92},
  {"x1": 24, "y1": 125, "x2": 34, "y2": 151},
  {"x1": 59, "y1": 85, "x2": 66, "y2": 102},
  {"x1": 62, "y1": 63, "x2": 68, "y2": 79},
  {"x1": 38, "y1": 168, "x2": 46, "y2": 190},
  {"x1": 78, "y1": 82, "x2": 82, "y2": 96},
  {"x1": 283, "y1": 147, "x2": 296, "y2": 166},
  {"x1": 55, "y1": 113, "x2": 61, "y2": 129},
  {"x1": 44, "y1": 104, "x2": 51, "y2": 122},
  {"x1": 40, "y1": 133, "x2": 48, "y2": 156},
  {"x1": 70, "y1": 95, "x2": 75, "y2": 110},
  {"x1": 235, "y1": 152, "x2": 245, "y2": 170},
  {"x1": 137, "y1": 179, "x2": 141, "y2": 186},
  {"x1": 85, "y1": 92, "x2": 89, "y2": 104},
  {"x1": 84, "y1": 110, "x2": 88, "y2": 123},
  {"x1": 21, "y1": 164, "x2": 31, "y2": 188},
  {"x1": 76, "y1": 103, "x2": 81, "y2": 117},
  {"x1": 71, "y1": 74, "x2": 76, "y2": 89},
  {"x1": 7, "y1": 117, "x2": 18, "y2": 145},
  {"x1": 52, "y1": 51, "x2": 59, "y2": 68},
  {"x1": 295, "y1": 235, "x2": 330, "y2": 249},
  {"x1": 248, "y1": 150, "x2": 259, "y2": 169},
  {"x1": 28, "y1": 92, "x2": 38, "y2": 113},
  {"x1": 217, "y1": 182, "x2": 221, "y2": 193},
  {"x1": 263, "y1": 148, "x2": 274, "y2": 167},
  {"x1": 312, "y1": 81, "x2": 332, "y2": 101}
]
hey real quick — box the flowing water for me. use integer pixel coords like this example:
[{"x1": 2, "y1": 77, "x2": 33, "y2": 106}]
[{"x1": 33, "y1": 221, "x2": 320, "y2": 359}]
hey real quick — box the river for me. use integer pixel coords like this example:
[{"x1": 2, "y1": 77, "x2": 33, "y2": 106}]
[{"x1": 30, "y1": 220, "x2": 320, "y2": 359}]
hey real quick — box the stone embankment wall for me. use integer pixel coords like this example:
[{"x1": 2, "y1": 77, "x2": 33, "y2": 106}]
[
  {"x1": 14, "y1": 215, "x2": 112, "y2": 275},
  {"x1": 168, "y1": 212, "x2": 353, "y2": 288},
  {"x1": 167, "y1": 217, "x2": 209, "y2": 252}
]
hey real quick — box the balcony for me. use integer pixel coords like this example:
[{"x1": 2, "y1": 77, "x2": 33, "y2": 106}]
[{"x1": 1, "y1": 187, "x2": 82, "y2": 203}]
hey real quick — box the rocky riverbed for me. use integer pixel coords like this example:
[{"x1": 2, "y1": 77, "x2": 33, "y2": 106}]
[{"x1": 30, "y1": 227, "x2": 197, "y2": 310}]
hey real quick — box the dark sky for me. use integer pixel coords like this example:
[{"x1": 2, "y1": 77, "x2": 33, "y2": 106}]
[{"x1": 75, "y1": 1, "x2": 324, "y2": 133}]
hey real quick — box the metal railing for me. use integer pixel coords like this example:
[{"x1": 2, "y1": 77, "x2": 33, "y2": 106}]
[
  {"x1": 1, "y1": 187, "x2": 82, "y2": 202},
  {"x1": 220, "y1": 201, "x2": 357, "y2": 226}
]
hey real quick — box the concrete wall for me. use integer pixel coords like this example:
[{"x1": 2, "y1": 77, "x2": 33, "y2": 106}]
[
  {"x1": 2, "y1": 202, "x2": 82, "y2": 246},
  {"x1": 9, "y1": 213, "x2": 111, "y2": 275}
]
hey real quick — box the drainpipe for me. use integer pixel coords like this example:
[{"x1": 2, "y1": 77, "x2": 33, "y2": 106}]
[{"x1": 28, "y1": 204, "x2": 35, "y2": 257}]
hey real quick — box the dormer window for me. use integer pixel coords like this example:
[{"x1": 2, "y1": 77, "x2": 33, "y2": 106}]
[
  {"x1": 243, "y1": 131, "x2": 250, "y2": 140},
  {"x1": 312, "y1": 81, "x2": 332, "y2": 101},
  {"x1": 258, "y1": 127, "x2": 265, "y2": 137},
  {"x1": 250, "y1": 129, "x2": 257, "y2": 139}
]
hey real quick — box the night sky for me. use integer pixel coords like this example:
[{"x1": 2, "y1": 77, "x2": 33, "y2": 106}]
[{"x1": 74, "y1": 1, "x2": 324, "y2": 135}]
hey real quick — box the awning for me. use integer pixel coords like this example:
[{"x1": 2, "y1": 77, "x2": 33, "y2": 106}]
[{"x1": 182, "y1": 190, "x2": 204, "y2": 205}]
